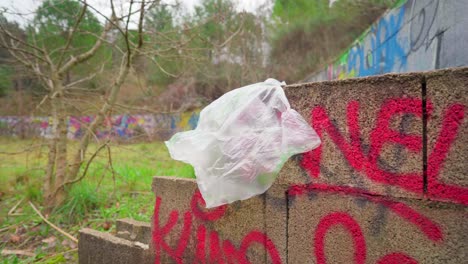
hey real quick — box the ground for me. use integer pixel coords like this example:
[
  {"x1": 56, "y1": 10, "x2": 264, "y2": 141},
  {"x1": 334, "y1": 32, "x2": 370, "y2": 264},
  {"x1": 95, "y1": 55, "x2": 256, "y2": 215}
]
[{"x1": 0, "y1": 137, "x2": 194, "y2": 263}]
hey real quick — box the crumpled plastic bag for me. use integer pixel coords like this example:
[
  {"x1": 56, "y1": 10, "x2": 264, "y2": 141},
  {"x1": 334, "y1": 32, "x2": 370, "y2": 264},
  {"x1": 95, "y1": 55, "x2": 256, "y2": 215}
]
[{"x1": 165, "y1": 79, "x2": 321, "y2": 208}]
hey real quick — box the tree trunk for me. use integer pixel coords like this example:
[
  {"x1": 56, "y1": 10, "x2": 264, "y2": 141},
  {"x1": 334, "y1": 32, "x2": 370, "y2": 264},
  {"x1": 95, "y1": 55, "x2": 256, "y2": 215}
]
[
  {"x1": 68, "y1": 59, "x2": 130, "y2": 181},
  {"x1": 43, "y1": 80, "x2": 68, "y2": 210},
  {"x1": 44, "y1": 132, "x2": 57, "y2": 210}
]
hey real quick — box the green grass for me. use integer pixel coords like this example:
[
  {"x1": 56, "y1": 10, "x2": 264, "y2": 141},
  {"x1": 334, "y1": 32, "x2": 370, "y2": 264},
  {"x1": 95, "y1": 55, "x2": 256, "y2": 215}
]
[{"x1": 0, "y1": 137, "x2": 194, "y2": 263}]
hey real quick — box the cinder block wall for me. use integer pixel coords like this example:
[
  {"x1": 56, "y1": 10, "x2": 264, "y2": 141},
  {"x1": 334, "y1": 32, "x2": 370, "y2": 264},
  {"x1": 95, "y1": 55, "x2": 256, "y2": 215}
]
[{"x1": 150, "y1": 67, "x2": 468, "y2": 264}]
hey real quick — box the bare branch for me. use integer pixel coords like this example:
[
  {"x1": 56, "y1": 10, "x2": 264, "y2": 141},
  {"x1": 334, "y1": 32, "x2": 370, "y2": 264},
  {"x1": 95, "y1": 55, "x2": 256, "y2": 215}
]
[
  {"x1": 0, "y1": 42, "x2": 48, "y2": 63},
  {"x1": 64, "y1": 64, "x2": 104, "y2": 89},
  {"x1": 54, "y1": 141, "x2": 108, "y2": 193},
  {"x1": 29, "y1": 201, "x2": 78, "y2": 243},
  {"x1": 0, "y1": 22, "x2": 46, "y2": 55},
  {"x1": 149, "y1": 56, "x2": 178, "y2": 77},
  {"x1": 56, "y1": 0, "x2": 88, "y2": 68},
  {"x1": 217, "y1": 20, "x2": 244, "y2": 48},
  {"x1": 106, "y1": 144, "x2": 117, "y2": 197},
  {"x1": 58, "y1": 20, "x2": 113, "y2": 76},
  {"x1": 137, "y1": 0, "x2": 145, "y2": 49}
]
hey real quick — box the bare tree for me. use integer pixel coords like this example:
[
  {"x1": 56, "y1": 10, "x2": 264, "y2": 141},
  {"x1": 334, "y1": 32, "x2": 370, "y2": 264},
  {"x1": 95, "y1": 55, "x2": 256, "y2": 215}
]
[
  {"x1": 0, "y1": 0, "x2": 247, "y2": 210},
  {"x1": 0, "y1": 0, "x2": 151, "y2": 209}
]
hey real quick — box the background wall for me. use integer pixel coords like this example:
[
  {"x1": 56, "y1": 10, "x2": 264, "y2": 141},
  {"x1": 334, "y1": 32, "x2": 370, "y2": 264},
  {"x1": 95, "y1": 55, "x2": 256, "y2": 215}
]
[
  {"x1": 304, "y1": 0, "x2": 468, "y2": 82},
  {"x1": 0, "y1": 112, "x2": 199, "y2": 141}
]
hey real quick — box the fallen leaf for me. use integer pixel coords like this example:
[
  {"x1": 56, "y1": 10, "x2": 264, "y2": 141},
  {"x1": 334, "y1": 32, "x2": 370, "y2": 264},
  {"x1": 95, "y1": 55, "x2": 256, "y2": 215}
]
[
  {"x1": 102, "y1": 221, "x2": 112, "y2": 231},
  {"x1": 1, "y1": 249, "x2": 35, "y2": 257},
  {"x1": 9, "y1": 234, "x2": 21, "y2": 244},
  {"x1": 16, "y1": 227, "x2": 26, "y2": 235},
  {"x1": 42, "y1": 236, "x2": 57, "y2": 244},
  {"x1": 30, "y1": 226, "x2": 40, "y2": 233},
  {"x1": 62, "y1": 239, "x2": 77, "y2": 249},
  {"x1": 115, "y1": 202, "x2": 120, "y2": 208}
]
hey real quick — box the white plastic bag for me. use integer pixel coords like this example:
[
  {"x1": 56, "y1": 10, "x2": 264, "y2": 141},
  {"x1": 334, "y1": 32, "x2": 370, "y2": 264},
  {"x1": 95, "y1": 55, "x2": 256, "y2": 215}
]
[{"x1": 165, "y1": 79, "x2": 321, "y2": 208}]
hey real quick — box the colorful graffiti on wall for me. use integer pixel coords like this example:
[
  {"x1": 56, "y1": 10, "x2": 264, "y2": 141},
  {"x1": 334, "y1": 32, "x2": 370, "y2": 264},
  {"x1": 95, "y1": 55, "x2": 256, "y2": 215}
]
[
  {"x1": 0, "y1": 112, "x2": 199, "y2": 140},
  {"x1": 152, "y1": 190, "x2": 282, "y2": 264},
  {"x1": 305, "y1": 0, "x2": 468, "y2": 81},
  {"x1": 152, "y1": 70, "x2": 467, "y2": 263},
  {"x1": 301, "y1": 98, "x2": 467, "y2": 205},
  {"x1": 285, "y1": 73, "x2": 467, "y2": 262}
]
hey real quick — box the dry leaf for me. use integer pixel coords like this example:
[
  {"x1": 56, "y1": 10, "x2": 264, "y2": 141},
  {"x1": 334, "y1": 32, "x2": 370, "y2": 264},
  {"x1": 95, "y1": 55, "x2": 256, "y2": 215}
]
[
  {"x1": 42, "y1": 236, "x2": 57, "y2": 244},
  {"x1": 9, "y1": 234, "x2": 21, "y2": 244},
  {"x1": 62, "y1": 239, "x2": 78, "y2": 249},
  {"x1": 16, "y1": 227, "x2": 26, "y2": 235},
  {"x1": 102, "y1": 221, "x2": 112, "y2": 231}
]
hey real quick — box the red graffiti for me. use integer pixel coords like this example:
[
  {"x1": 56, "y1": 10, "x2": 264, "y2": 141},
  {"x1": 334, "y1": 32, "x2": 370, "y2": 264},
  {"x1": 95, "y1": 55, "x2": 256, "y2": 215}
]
[
  {"x1": 376, "y1": 253, "x2": 418, "y2": 264},
  {"x1": 301, "y1": 98, "x2": 468, "y2": 205},
  {"x1": 314, "y1": 212, "x2": 366, "y2": 264},
  {"x1": 427, "y1": 104, "x2": 468, "y2": 205},
  {"x1": 194, "y1": 225, "x2": 206, "y2": 264},
  {"x1": 153, "y1": 191, "x2": 282, "y2": 264},
  {"x1": 209, "y1": 230, "x2": 224, "y2": 264},
  {"x1": 239, "y1": 231, "x2": 282, "y2": 264},
  {"x1": 222, "y1": 240, "x2": 238, "y2": 264},
  {"x1": 291, "y1": 183, "x2": 447, "y2": 264},
  {"x1": 152, "y1": 197, "x2": 192, "y2": 264},
  {"x1": 191, "y1": 190, "x2": 227, "y2": 222},
  {"x1": 289, "y1": 183, "x2": 443, "y2": 242},
  {"x1": 152, "y1": 97, "x2": 466, "y2": 263},
  {"x1": 314, "y1": 212, "x2": 420, "y2": 264}
]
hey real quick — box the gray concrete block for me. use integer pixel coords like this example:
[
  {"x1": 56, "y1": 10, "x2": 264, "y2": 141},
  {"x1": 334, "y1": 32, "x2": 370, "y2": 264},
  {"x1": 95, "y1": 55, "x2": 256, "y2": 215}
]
[
  {"x1": 287, "y1": 187, "x2": 468, "y2": 263},
  {"x1": 424, "y1": 67, "x2": 468, "y2": 205},
  {"x1": 284, "y1": 72, "x2": 425, "y2": 199},
  {"x1": 151, "y1": 176, "x2": 276, "y2": 263},
  {"x1": 79, "y1": 228, "x2": 152, "y2": 264},
  {"x1": 116, "y1": 218, "x2": 151, "y2": 244}
]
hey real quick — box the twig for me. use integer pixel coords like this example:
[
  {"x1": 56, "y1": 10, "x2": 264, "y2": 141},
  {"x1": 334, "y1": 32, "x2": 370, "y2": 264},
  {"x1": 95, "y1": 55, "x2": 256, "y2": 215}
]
[
  {"x1": 28, "y1": 201, "x2": 78, "y2": 243},
  {"x1": 94, "y1": 163, "x2": 110, "y2": 193},
  {"x1": 56, "y1": 0, "x2": 88, "y2": 68},
  {"x1": 0, "y1": 224, "x2": 20, "y2": 233},
  {"x1": 0, "y1": 144, "x2": 45, "y2": 155},
  {"x1": 8, "y1": 198, "x2": 24, "y2": 216},
  {"x1": 1, "y1": 249, "x2": 35, "y2": 257},
  {"x1": 18, "y1": 235, "x2": 33, "y2": 248},
  {"x1": 52, "y1": 141, "x2": 108, "y2": 198},
  {"x1": 106, "y1": 144, "x2": 117, "y2": 198}
]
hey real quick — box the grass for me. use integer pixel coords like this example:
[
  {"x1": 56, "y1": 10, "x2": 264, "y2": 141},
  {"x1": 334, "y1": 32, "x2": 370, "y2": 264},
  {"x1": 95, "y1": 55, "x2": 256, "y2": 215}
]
[{"x1": 0, "y1": 137, "x2": 194, "y2": 263}]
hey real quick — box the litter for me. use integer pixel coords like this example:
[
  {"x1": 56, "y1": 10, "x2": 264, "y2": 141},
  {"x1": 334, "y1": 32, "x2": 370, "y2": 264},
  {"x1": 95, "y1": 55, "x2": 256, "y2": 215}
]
[{"x1": 166, "y1": 79, "x2": 320, "y2": 208}]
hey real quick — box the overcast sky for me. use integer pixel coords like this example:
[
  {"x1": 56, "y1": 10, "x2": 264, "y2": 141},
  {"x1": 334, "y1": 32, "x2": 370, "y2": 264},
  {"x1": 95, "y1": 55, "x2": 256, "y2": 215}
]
[{"x1": 0, "y1": 0, "x2": 272, "y2": 27}]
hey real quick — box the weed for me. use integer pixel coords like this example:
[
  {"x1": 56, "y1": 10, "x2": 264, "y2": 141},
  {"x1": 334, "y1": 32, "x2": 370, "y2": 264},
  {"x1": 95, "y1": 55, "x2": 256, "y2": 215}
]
[{"x1": 0, "y1": 137, "x2": 193, "y2": 263}]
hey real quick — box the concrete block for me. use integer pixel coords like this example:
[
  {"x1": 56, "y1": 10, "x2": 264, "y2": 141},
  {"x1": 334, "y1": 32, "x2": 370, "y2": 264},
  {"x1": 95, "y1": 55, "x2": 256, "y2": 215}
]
[
  {"x1": 284, "y1": 73, "x2": 425, "y2": 199},
  {"x1": 264, "y1": 182, "x2": 289, "y2": 264},
  {"x1": 151, "y1": 176, "x2": 280, "y2": 263},
  {"x1": 424, "y1": 67, "x2": 468, "y2": 205},
  {"x1": 116, "y1": 218, "x2": 151, "y2": 244},
  {"x1": 79, "y1": 228, "x2": 152, "y2": 264},
  {"x1": 287, "y1": 186, "x2": 468, "y2": 264}
]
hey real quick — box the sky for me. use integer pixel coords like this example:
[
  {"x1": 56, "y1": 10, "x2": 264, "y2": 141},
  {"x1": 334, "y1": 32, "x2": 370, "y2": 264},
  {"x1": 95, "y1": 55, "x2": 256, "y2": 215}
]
[{"x1": 0, "y1": 0, "x2": 272, "y2": 27}]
